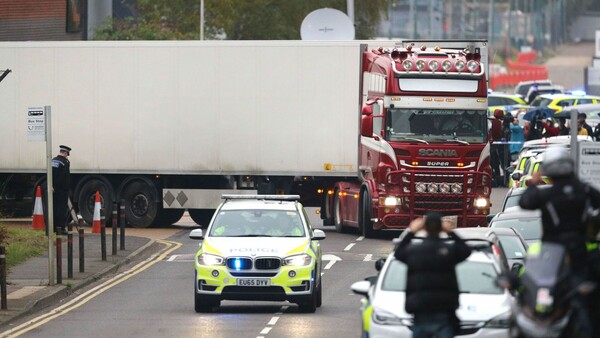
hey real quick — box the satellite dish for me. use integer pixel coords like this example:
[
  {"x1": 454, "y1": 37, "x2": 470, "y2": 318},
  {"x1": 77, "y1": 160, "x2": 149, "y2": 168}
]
[{"x1": 301, "y1": 8, "x2": 355, "y2": 41}]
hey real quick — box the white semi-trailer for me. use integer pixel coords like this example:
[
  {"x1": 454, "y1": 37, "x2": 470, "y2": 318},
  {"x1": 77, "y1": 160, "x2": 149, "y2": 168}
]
[{"x1": 0, "y1": 41, "x2": 360, "y2": 227}]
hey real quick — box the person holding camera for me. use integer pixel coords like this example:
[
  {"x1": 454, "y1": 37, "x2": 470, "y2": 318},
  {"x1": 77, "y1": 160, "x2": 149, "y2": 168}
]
[{"x1": 394, "y1": 213, "x2": 472, "y2": 338}]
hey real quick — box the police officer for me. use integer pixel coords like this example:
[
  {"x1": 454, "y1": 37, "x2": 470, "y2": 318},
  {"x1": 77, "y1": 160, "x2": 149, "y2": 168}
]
[
  {"x1": 52, "y1": 145, "x2": 71, "y2": 234},
  {"x1": 519, "y1": 145, "x2": 600, "y2": 337}
]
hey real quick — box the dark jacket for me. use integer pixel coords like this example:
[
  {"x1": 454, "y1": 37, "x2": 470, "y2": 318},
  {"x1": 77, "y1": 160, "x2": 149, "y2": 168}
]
[
  {"x1": 52, "y1": 155, "x2": 70, "y2": 193},
  {"x1": 519, "y1": 177, "x2": 600, "y2": 271},
  {"x1": 394, "y1": 232, "x2": 472, "y2": 314}
]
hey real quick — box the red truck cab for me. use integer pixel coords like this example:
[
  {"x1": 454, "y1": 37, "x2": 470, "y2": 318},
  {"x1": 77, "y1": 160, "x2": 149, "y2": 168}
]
[{"x1": 324, "y1": 40, "x2": 492, "y2": 237}]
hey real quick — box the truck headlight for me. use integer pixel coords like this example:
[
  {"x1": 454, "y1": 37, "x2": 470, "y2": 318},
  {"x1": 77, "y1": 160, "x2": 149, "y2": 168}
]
[
  {"x1": 380, "y1": 196, "x2": 402, "y2": 206},
  {"x1": 197, "y1": 253, "x2": 225, "y2": 266},
  {"x1": 474, "y1": 197, "x2": 489, "y2": 208},
  {"x1": 282, "y1": 254, "x2": 312, "y2": 267}
]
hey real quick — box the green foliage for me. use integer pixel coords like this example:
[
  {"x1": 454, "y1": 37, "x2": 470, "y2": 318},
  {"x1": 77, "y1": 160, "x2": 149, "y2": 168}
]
[
  {"x1": 0, "y1": 224, "x2": 47, "y2": 270},
  {"x1": 93, "y1": 0, "x2": 387, "y2": 40}
]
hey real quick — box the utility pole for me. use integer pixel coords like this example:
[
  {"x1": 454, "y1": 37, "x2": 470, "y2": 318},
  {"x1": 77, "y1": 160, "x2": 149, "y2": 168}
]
[{"x1": 199, "y1": 0, "x2": 204, "y2": 40}]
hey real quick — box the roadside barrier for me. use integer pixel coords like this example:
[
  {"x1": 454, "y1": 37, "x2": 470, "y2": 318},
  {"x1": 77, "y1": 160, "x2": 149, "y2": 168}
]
[
  {"x1": 32, "y1": 186, "x2": 45, "y2": 230},
  {"x1": 119, "y1": 201, "x2": 126, "y2": 250},
  {"x1": 56, "y1": 236, "x2": 62, "y2": 284},
  {"x1": 101, "y1": 210, "x2": 106, "y2": 262}
]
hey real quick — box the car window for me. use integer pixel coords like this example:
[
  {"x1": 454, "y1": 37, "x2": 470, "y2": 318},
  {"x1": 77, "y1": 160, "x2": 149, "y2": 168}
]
[
  {"x1": 557, "y1": 99, "x2": 575, "y2": 107},
  {"x1": 456, "y1": 261, "x2": 503, "y2": 294},
  {"x1": 532, "y1": 162, "x2": 541, "y2": 174},
  {"x1": 490, "y1": 218, "x2": 542, "y2": 240},
  {"x1": 382, "y1": 259, "x2": 503, "y2": 294},
  {"x1": 530, "y1": 97, "x2": 552, "y2": 107},
  {"x1": 209, "y1": 209, "x2": 305, "y2": 237},
  {"x1": 497, "y1": 235, "x2": 527, "y2": 259},
  {"x1": 488, "y1": 97, "x2": 502, "y2": 106},
  {"x1": 577, "y1": 99, "x2": 593, "y2": 105},
  {"x1": 503, "y1": 194, "x2": 521, "y2": 210}
]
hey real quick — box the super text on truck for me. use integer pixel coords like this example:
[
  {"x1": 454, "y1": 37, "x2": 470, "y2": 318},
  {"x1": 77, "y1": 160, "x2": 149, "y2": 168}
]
[{"x1": 321, "y1": 40, "x2": 492, "y2": 237}]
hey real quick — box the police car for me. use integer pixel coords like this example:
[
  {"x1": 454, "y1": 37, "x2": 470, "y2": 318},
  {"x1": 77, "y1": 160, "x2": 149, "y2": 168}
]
[{"x1": 189, "y1": 195, "x2": 325, "y2": 313}]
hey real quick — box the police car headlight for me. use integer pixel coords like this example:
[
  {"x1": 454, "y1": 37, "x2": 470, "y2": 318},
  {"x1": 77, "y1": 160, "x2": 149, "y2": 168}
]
[
  {"x1": 282, "y1": 254, "x2": 312, "y2": 267},
  {"x1": 197, "y1": 253, "x2": 225, "y2": 266},
  {"x1": 380, "y1": 196, "x2": 402, "y2": 206},
  {"x1": 474, "y1": 197, "x2": 489, "y2": 208},
  {"x1": 372, "y1": 307, "x2": 409, "y2": 326}
]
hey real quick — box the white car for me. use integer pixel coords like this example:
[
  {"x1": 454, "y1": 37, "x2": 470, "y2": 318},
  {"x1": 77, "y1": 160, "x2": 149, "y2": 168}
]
[
  {"x1": 351, "y1": 240, "x2": 513, "y2": 338},
  {"x1": 189, "y1": 195, "x2": 325, "y2": 313}
]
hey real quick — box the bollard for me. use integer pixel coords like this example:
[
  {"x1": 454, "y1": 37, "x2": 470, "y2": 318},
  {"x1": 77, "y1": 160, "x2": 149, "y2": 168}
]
[
  {"x1": 56, "y1": 236, "x2": 62, "y2": 284},
  {"x1": 79, "y1": 228, "x2": 85, "y2": 273},
  {"x1": 112, "y1": 202, "x2": 117, "y2": 255},
  {"x1": 100, "y1": 210, "x2": 106, "y2": 261},
  {"x1": 119, "y1": 201, "x2": 126, "y2": 250},
  {"x1": 0, "y1": 246, "x2": 7, "y2": 309},
  {"x1": 67, "y1": 230, "x2": 73, "y2": 279}
]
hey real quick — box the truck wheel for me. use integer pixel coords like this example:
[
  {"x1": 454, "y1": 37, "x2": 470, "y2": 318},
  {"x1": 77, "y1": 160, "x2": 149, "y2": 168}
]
[
  {"x1": 333, "y1": 190, "x2": 347, "y2": 233},
  {"x1": 360, "y1": 190, "x2": 376, "y2": 238},
  {"x1": 77, "y1": 179, "x2": 114, "y2": 226},
  {"x1": 152, "y1": 208, "x2": 184, "y2": 227},
  {"x1": 121, "y1": 180, "x2": 158, "y2": 228},
  {"x1": 188, "y1": 209, "x2": 214, "y2": 228},
  {"x1": 322, "y1": 192, "x2": 334, "y2": 226}
]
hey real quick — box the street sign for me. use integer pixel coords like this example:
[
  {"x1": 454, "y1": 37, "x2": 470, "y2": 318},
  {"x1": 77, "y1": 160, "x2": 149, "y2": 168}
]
[
  {"x1": 578, "y1": 142, "x2": 600, "y2": 191},
  {"x1": 27, "y1": 107, "x2": 45, "y2": 141}
]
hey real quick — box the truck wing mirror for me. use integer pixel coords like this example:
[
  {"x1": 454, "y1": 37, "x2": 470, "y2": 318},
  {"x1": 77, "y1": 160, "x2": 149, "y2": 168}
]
[{"x1": 361, "y1": 114, "x2": 373, "y2": 137}]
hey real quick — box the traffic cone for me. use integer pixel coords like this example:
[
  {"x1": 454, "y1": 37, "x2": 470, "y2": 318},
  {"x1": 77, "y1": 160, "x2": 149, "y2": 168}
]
[
  {"x1": 32, "y1": 186, "x2": 46, "y2": 230},
  {"x1": 91, "y1": 191, "x2": 102, "y2": 234}
]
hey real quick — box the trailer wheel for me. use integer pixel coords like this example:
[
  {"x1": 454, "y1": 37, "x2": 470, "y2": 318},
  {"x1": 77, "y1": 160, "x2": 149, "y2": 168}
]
[
  {"x1": 188, "y1": 209, "x2": 214, "y2": 228},
  {"x1": 152, "y1": 208, "x2": 184, "y2": 227},
  {"x1": 77, "y1": 179, "x2": 114, "y2": 226},
  {"x1": 333, "y1": 189, "x2": 347, "y2": 233},
  {"x1": 360, "y1": 189, "x2": 375, "y2": 238},
  {"x1": 121, "y1": 180, "x2": 158, "y2": 228}
]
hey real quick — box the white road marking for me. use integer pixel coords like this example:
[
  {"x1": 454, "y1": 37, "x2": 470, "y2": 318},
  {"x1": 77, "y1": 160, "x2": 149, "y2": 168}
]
[
  {"x1": 260, "y1": 327, "x2": 272, "y2": 335},
  {"x1": 167, "y1": 254, "x2": 179, "y2": 262},
  {"x1": 357, "y1": 236, "x2": 364, "y2": 241},
  {"x1": 363, "y1": 254, "x2": 372, "y2": 262},
  {"x1": 344, "y1": 243, "x2": 356, "y2": 251},
  {"x1": 268, "y1": 317, "x2": 279, "y2": 325},
  {"x1": 324, "y1": 260, "x2": 337, "y2": 270}
]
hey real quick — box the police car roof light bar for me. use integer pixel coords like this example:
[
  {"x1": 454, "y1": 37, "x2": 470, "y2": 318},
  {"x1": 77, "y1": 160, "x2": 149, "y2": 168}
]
[{"x1": 221, "y1": 194, "x2": 301, "y2": 201}]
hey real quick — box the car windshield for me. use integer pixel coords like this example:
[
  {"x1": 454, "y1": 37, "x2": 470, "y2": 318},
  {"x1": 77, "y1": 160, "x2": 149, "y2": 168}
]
[
  {"x1": 530, "y1": 97, "x2": 553, "y2": 107},
  {"x1": 209, "y1": 210, "x2": 305, "y2": 237},
  {"x1": 490, "y1": 218, "x2": 542, "y2": 240},
  {"x1": 497, "y1": 235, "x2": 527, "y2": 259},
  {"x1": 385, "y1": 108, "x2": 487, "y2": 144},
  {"x1": 381, "y1": 259, "x2": 502, "y2": 294}
]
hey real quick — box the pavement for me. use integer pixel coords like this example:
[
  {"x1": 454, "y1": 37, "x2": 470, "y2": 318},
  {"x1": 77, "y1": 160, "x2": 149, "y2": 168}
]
[{"x1": 0, "y1": 216, "x2": 194, "y2": 329}]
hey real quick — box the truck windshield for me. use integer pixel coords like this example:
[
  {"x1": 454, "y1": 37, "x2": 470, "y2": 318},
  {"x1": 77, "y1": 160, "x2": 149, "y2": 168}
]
[{"x1": 385, "y1": 108, "x2": 487, "y2": 144}]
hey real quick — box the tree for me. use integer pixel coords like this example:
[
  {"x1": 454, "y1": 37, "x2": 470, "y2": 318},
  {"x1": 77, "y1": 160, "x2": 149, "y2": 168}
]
[{"x1": 93, "y1": 0, "x2": 387, "y2": 40}]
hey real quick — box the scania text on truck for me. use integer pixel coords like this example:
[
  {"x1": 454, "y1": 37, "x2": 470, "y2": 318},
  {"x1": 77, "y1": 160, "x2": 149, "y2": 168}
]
[{"x1": 321, "y1": 40, "x2": 492, "y2": 237}]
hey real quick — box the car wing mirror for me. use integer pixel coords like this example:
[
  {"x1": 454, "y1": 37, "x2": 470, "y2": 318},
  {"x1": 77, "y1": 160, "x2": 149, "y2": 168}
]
[
  {"x1": 351, "y1": 280, "x2": 372, "y2": 297},
  {"x1": 312, "y1": 229, "x2": 326, "y2": 240},
  {"x1": 511, "y1": 262, "x2": 523, "y2": 274},
  {"x1": 506, "y1": 166, "x2": 515, "y2": 174},
  {"x1": 511, "y1": 172, "x2": 521, "y2": 181},
  {"x1": 375, "y1": 258, "x2": 386, "y2": 272},
  {"x1": 189, "y1": 228, "x2": 204, "y2": 240}
]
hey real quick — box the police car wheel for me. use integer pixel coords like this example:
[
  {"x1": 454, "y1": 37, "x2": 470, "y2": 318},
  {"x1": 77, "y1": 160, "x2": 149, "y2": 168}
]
[
  {"x1": 297, "y1": 288, "x2": 317, "y2": 313},
  {"x1": 316, "y1": 278, "x2": 322, "y2": 308},
  {"x1": 194, "y1": 293, "x2": 219, "y2": 313}
]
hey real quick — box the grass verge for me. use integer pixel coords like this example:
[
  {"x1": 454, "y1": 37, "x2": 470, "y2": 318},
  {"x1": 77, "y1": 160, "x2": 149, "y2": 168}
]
[{"x1": 0, "y1": 223, "x2": 47, "y2": 270}]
